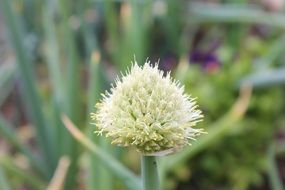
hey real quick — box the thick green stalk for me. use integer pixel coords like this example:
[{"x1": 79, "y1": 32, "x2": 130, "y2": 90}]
[{"x1": 141, "y1": 156, "x2": 160, "y2": 190}]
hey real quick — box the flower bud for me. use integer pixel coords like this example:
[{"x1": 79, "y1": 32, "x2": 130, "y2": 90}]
[{"x1": 91, "y1": 61, "x2": 204, "y2": 156}]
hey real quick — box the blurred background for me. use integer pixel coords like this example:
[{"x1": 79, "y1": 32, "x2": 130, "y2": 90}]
[{"x1": 1, "y1": 0, "x2": 285, "y2": 189}]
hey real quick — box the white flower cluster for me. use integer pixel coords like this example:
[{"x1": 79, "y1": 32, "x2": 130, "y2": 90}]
[{"x1": 91, "y1": 61, "x2": 204, "y2": 155}]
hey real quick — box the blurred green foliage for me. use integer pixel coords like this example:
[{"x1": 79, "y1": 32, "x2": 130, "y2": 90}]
[
  {"x1": 178, "y1": 65, "x2": 284, "y2": 190},
  {"x1": 0, "y1": 0, "x2": 285, "y2": 190}
]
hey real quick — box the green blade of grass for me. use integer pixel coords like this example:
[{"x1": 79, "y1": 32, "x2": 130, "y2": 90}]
[
  {"x1": 103, "y1": 0, "x2": 120, "y2": 66},
  {"x1": 125, "y1": 1, "x2": 148, "y2": 65},
  {"x1": 0, "y1": 166, "x2": 11, "y2": 190},
  {"x1": 58, "y1": 0, "x2": 81, "y2": 123},
  {"x1": 42, "y1": 6, "x2": 64, "y2": 108},
  {"x1": 103, "y1": 1, "x2": 148, "y2": 69},
  {"x1": 61, "y1": 115, "x2": 142, "y2": 190},
  {"x1": 78, "y1": 1, "x2": 114, "y2": 188},
  {"x1": 85, "y1": 42, "x2": 113, "y2": 190},
  {"x1": 57, "y1": 0, "x2": 82, "y2": 188},
  {"x1": 78, "y1": 5, "x2": 103, "y2": 190},
  {"x1": 161, "y1": 0, "x2": 183, "y2": 55},
  {"x1": 0, "y1": 115, "x2": 48, "y2": 178},
  {"x1": 0, "y1": 0, "x2": 56, "y2": 175},
  {"x1": 118, "y1": 1, "x2": 150, "y2": 69},
  {"x1": 84, "y1": 25, "x2": 113, "y2": 190},
  {"x1": 42, "y1": 4, "x2": 69, "y2": 159}
]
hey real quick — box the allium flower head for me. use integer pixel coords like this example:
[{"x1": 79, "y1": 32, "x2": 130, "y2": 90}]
[{"x1": 91, "y1": 60, "x2": 204, "y2": 156}]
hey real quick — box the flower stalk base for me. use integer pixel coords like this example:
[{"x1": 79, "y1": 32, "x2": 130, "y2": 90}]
[{"x1": 141, "y1": 156, "x2": 160, "y2": 190}]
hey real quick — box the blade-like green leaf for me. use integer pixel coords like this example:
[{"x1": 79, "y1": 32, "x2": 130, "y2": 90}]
[
  {"x1": 57, "y1": 0, "x2": 82, "y2": 187},
  {"x1": 78, "y1": 5, "x2": 104, "y2": 190},
  {"x1": 42, "y1": 6, "x2": 64, "y2": 107},
  {"x1": 42, "y1": 4, "x2": 68, "y2": 160},
  {"x1": 0, "y1": 0, "x2": 56, "y2": 174},
  {"x1": 84, "y1": 26, "x2": 113, "y2": 190},
  {"x1": 58, "y1": 0, "x2": 81, "y2": 123},
  {"x1": 189, "y1": 3, "x2": 285, "y2": 28},
  {"x1": 103, "y1": 0, "x2": 120, "y2": 67},
  {"x1": 78, "y1": 1, "x2": 114, "y2": 188},
  {"x1": 239, "y1": 68, "x2": 285, "y2": 88}
]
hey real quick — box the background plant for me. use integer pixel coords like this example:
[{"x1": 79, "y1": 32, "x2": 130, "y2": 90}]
[{"x1": 0, "y1": 0, "x2": 285, "y2": 190}]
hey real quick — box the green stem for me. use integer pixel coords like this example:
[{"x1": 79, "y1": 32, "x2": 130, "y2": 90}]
[
  {"x1": 141, "y1": 156, "x2": 160, "y2": 190},
  {"x1": 267, "y1": 144, "x2": 284, "y2": 190}
]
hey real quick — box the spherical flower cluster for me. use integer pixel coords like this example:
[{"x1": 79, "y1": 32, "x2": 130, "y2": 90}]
[{"x1": 91, "y1": 61, "x2": 204, "y2": 156}]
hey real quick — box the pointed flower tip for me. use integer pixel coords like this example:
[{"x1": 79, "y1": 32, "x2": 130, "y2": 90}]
[{"x1": 91, "y1": 59, "x2": 204, "y2": 156}]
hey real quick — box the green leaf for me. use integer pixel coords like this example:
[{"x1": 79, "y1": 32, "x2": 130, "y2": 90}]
[
  {"x1": 57, "y1": 0, "x2": 82, "y2": 187},
  {"x1": 78, "y1": 1, "x2": 114, "y2": 188},
  {"x1": 189, "y1": 3, "x2": 285, "y2": 28},
  {"x1": 239, "y1": 68, "x2": 285, "y2": 88},
  {"x1": 0, "y1": 0, "x2": 56, "y2": 174}
]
